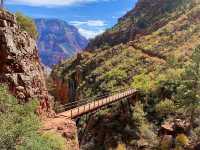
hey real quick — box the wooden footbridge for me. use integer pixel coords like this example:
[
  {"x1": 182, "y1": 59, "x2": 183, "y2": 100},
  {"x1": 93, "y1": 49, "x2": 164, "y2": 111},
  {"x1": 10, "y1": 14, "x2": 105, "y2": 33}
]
[{"x1": 56, "y1": 89, "x2": 138, "y2": 119}]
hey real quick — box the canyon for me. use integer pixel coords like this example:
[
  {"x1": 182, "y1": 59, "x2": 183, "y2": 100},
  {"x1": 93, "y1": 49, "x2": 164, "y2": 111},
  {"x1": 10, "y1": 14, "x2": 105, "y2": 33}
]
[{"x1": 1, "y1": 0, "x2": 200, "y2": 149}]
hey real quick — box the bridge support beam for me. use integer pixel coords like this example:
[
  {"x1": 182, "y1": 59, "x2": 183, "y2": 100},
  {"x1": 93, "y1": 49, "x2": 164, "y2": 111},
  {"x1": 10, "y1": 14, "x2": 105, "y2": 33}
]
[{"x1": 127, "y1": 92, "x2": 139, "y2": 106}]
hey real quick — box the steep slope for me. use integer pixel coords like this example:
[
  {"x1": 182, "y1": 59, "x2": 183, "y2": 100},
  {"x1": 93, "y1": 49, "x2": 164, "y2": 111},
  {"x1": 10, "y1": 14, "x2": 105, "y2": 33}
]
[
  {"x1": 51, "y1": 0, "x2": 200, "y2": 149},
  {"x1": 35, "y1": 19, "x2": 88, "y2": 68},
  {"x1": 86, "y1": 0, "x2": 193, "y2": 50},
  {"x1": 51, "y1": 0, "x2": 200, "y2": 102}
]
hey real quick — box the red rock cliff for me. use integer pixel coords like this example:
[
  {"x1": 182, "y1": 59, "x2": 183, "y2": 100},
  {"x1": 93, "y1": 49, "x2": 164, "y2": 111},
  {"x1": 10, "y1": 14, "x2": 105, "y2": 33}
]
[{"x1": 0, "y1": 10, "x2": 49, "y2": 106}]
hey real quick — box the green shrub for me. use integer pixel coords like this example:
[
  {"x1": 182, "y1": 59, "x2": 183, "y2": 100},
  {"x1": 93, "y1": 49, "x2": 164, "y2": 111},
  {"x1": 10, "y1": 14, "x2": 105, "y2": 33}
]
[
  {"x1": 155, "y1": 99, "x2": 176, "y2": 117},
  {"x1": 41, "y1": 132, "x2": 66, "y2": 150},
  {"x1": 175, "y1": 134, "x2": 189, "y2": 150},
  {"x1": 0, "y1": 86, "x2": 40, "y2": 149},
  {"x1": 18, "y1": 132, "x2": 66, "y2": 150},
  {"x1": 176, "y1": 134, "x2": 189, "y2": 145},
  {"x1": 193, "y1": 127, "x2": 200, "y2": 142},
  {"x1": 136, "y1": 18, "x2": 149, "y2": 29},
  {"x1": 104, "y1": 68, "x2": 127, "y2": 82},
  {"x1": 131, "y1": 73, "x2": 154, "y2": 92},
  {"x1": 0, "y1": 85, "x2": 66, "y2": 150},
  {"x1": 131, "y1": 102, "x2": 146, "y2": 127},
  {"x1": 15, "y1": 12, "x2": 38, "y2": 39}
]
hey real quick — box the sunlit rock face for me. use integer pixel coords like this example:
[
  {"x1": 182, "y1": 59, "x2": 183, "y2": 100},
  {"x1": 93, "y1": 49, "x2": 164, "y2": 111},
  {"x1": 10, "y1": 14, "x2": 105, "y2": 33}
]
[
  {"x1": 35, "y1": 19, "x2": 88, "y2": 68},
  {"x1": 0, "y1": 9, "x2": 48, "y2": 103}
]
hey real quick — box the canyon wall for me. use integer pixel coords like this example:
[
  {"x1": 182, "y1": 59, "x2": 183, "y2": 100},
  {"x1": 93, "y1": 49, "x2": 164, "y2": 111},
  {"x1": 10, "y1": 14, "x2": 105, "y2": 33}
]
[
  {"x1": 0, "y1": 9, "x2": 80, "y2": 149},
  {"x1": 0, "y1": 9, "x2": 48, "y2": 104},
  {"x1": 51, "y1": 53, "x2": 82, "y2": 104}
]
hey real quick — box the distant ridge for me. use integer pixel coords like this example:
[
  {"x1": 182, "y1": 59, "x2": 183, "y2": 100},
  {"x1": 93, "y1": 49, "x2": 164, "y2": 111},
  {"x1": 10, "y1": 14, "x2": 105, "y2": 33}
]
[
  {"x1": 35, "y1": 18, "x2": 88, "y2": 68},
  {"x1": 86, "y1": 0, "x2": 192, "y2": 50}
]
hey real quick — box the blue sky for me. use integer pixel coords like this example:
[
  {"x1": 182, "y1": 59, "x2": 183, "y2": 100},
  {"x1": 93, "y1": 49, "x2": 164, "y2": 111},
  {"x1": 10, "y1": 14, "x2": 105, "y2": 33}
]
[{"x1": 6, "y1": 0, "x2": 137, "y2": 39}]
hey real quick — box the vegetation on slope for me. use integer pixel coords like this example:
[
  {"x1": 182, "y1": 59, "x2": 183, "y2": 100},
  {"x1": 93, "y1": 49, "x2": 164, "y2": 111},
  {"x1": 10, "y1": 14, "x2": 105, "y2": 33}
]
[
  {"x1": 86, "y1": 0, "x2": 194, "y2": 50},
  {"x1": 77, "y1": 46, "x2": 200, "y2": 149},
  {"x1": 0, "y1": 85, "x2": 66, "y2": 150},
  {"x1": 52, "y1": 0, "x2": 200, "y2": 98},
  {"x1": 16, "y1": 12, "x2": 38, "y2": 39},
  {"x1": 51, "y1": 0, "x2": 200, "y2": 149}
]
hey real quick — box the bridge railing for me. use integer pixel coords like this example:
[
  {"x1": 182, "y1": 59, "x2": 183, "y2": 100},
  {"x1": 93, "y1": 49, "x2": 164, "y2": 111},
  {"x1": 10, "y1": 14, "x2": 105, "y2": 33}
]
[{"x1": 55, "y1": 88, "x2": 136, "y2": 113}]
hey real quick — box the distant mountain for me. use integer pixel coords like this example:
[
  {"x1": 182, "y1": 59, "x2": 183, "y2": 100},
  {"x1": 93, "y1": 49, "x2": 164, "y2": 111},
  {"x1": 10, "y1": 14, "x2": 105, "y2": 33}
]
[{"x1": 35, "y1": 19, "x2": 88, "y2": 68}]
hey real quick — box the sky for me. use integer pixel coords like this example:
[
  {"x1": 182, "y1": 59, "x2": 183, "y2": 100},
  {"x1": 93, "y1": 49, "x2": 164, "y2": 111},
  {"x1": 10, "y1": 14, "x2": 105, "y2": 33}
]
[{"x1": 5, "y1": 0, "x2": 137, "y2": 39}]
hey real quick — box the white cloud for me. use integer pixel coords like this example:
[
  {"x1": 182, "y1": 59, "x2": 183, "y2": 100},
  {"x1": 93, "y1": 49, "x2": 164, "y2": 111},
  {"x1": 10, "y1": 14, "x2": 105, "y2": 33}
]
[
  {"x1": 7, "y1": 0, "x2": 112, "y2": 7},
  {"x1": 78, "y1": 28, "x2": 104, "y2": 39},
  {"x1": 70, "y1": 20, "x2": 106, "y2": 27},
  {"x1": 70, "y1": 20, "x2": 106, "y2": 39}
]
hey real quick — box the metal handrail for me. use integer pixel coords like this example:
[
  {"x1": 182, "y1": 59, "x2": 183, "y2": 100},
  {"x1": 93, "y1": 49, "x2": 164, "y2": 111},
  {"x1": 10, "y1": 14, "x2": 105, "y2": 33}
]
[
  {"x1": 56, "y1": 88, "x2": 136, "y2": 113},
  {"x1": 56, "y1": 88, "x2": 130, "y2": 108},
  {"x1": 57, "y1": 89, "x2": 134, "y2": 112}
]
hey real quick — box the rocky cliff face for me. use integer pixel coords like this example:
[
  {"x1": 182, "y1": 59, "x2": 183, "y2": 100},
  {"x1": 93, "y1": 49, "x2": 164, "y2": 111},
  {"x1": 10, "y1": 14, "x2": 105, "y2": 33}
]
[
  {"x1": 0, "y1": 10, "x2": 80, "y2": 149},
  {"x1": 0, "y1": 9, "x2": 49, "y2": 104},
  {"x1": 35, "y1": 19, "x2": 88, "y2": 68},
  {"x1": 51, "y1": 54, "x2": 82, "y2": 104}
]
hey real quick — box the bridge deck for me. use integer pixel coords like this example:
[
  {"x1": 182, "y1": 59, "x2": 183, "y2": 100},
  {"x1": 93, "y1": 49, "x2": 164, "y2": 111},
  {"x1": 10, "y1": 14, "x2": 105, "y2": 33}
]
[{"x1": 57, "y1": 89, "x2": 137, "y2": 119}]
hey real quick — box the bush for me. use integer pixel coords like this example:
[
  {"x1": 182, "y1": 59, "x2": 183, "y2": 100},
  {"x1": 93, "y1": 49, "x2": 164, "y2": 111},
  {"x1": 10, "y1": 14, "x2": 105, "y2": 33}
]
[
  {"x1": 0, "y1": 86, "x2": 40, "y2": 149},
  {"x1": 131, "y1": 73, "x2": 154, "y2": 92},
  {"x1": 155, "y1": 99, "x2": 176, "y2": 117},
  {"x1": 192, "y1": 127, "x2": 200, "y2": 142},
  {"x1": 136, "y1": 18, "x2": 149, "y2": 29},
  {"x1": 18, "y1": 132, "x2": 66, "y2": 150},
  {"x1": 175, "y1": 134, "x2": 189, "y2": 149},
  {"x1": 104, "y1": 68, "x2": 127, "y2": 82},
  {"x1": 116, "y1": 143, "x2": 126, "y2": 150},
  {"x1": 160, "y1": 137, "x2": 173, "y2": 150},
  {"x1": 131, "y1": 102, "x2": 146, "y2": 127},
  {"x1": 0, "y1": 85, "x2": 66, "y2": 150},
  {"x1": 15, "y1": 12, "x2": 38, "y2": 39}
]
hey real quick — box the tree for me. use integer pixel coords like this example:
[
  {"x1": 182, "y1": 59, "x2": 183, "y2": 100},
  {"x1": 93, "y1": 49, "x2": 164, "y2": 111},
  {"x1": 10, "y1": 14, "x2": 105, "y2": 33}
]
[{"x1": 155, "y1": 99, "x2": 176, "y2": 117}]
